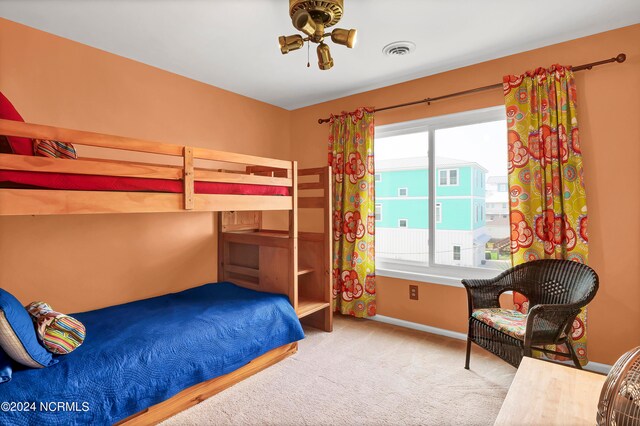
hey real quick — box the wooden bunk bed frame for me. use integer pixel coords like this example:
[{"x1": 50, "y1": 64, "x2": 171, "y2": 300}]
[
  {"x1": 0, "y1": 118, "x2": 332, "y2": 424},
  {"x1": 219, "y1": 166, "x2": 333, "y2": 332},
  {"x1": 0, "y1": 118, "x2": 296, "y2": 215}
]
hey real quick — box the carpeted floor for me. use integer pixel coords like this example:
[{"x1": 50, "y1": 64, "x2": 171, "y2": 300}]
[{"x1": 161, "y1": 316, "x2": 516, "y2": 425}]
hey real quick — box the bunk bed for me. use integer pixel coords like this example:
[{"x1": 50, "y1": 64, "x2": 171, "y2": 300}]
[
  {"x1": 219, "y1": 166, "x2": 333, "y2": 331},
  {"x1": 0, "y1": 118, "x2": 331, "y2": 424}
]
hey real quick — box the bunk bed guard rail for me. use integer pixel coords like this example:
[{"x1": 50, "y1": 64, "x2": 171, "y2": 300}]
[{"x1": 0, "y1": 119, "x2": 296, "y2": 215}]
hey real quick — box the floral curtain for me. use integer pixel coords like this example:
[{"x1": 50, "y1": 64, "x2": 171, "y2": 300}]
[
  {"x1": 504, "y1": 65, "x2": 590, "y2": 365},
  {"x1": 328, "y1": 107, "x2": 376, "y2": 318}
]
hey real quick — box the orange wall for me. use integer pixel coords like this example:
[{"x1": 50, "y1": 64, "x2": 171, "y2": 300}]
[
  {"x1": 290, "y1": 24, "x2": 640, "y2": 365},
  {"x1": 1, "y1": 17, "x2": 638, "y2": 365},
  {"x1": 0, "y1": 18, "x2": 291, "y2": 313}
]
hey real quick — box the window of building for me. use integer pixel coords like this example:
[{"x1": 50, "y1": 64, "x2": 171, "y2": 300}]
[
  {"x1": 398, "y1": 187, "x2": 408, "y2": 197},
  {"x1": 439, "y1": 170, "x2": 447, "y2": 186},
  {"x1": 453, "y1": 245, "x2": 461, "y2": 261},
  {"x1": 439, "y1": 169, "x2": 458, "y2": 186},
  {"x1": 374, "y1": 106, "x2": 510, "y2": 283},
  {"x1": 375, "y1": 173, "x2": 382, "y2": 182}
]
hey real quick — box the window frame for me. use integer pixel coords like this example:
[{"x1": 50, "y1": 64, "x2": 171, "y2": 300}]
[
  {"x1": 374, "y1": 106, "x2": 507, "y2": 287},
  {"x1": 438, "y1": 169, "x2": 459, "y2": 186},
  {"x1": 375, "y1": 203, "x2": 382, "y2": 221},
  {"x1": 453, "y1": 245, "x2": 461, "y2": 261}
]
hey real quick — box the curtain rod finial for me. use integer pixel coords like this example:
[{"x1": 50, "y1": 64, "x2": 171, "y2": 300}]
[{"x1": 616, "y1": 53, "x2": 626, "y2": 63}]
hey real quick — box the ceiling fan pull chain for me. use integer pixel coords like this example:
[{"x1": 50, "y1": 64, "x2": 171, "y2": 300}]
[{"x1": 307, "y1": 40, "x2": 310, "y2": 68}]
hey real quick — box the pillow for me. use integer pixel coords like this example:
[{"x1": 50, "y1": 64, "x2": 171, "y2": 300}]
[
  {"x1": 0, "y1": 91, "x2": 34, "y2": 156},
  {"x1": 0, "y1": 289, "x2": 57, "y2": 368},
  {"x1": 0, "y1": 348, "x2": 12, "y2": 384},
  {"x1": 26, "y1": 302, "x2": 85, "y2": 354},
  {"x1": 33, "y1": 139, "x2": 78, "y2": 159}
]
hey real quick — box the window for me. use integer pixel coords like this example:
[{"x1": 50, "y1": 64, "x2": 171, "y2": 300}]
[
  {"x1": 439, "y1": 169, "x2": 458, "y2": 186},
  {"x1": 453, "y1": 245, "x2": 461, "y2": 261},
  {"x1": 449, "y1": 170, "x2": 458, "y2": 185},
  {"x1": 374, "y1": 106, "x2": 510, "y2": 282},
  {"x1": 439, "y1": 170, "x2": 447, "y2": 186},
  {"x1": 375, "y1": 204, "x2": 382, "y2": 221},
  {"x1": 375, "y1": 173, "x2": 382, "y2": 182}
]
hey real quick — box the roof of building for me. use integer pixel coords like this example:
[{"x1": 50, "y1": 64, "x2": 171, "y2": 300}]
[{"x1": 376, "y1": 156, "x2": 488, "y2": 172}]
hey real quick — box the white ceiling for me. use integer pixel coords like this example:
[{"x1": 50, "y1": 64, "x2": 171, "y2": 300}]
[{"x1": 1, "y1": 0, "x2": 639, "y2": 110}]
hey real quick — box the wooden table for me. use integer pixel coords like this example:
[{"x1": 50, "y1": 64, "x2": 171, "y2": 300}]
[{"x1": 495, "y1": 357, "x2": 607, "y2": 425}]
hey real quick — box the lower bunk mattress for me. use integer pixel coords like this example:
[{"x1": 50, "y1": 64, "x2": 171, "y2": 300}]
[
  {"x1": 0, "y1": 282, "x2": 304, "y2": 425},
  {"x1": 0, "y1": 170, "x2": 290, "y2": 196}
]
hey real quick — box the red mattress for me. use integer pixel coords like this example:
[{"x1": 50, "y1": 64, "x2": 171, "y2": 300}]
[{"x1": 0, "y1": 170, "x2": 290, "y2": 196}]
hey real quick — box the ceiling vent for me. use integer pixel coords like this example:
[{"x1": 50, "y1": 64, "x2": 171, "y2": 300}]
[{"x1": 383, "y1": 41, "x2": 416, "y2": 57}]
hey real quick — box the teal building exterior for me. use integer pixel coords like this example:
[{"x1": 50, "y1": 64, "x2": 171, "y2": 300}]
[{"x1": 375, "y1": 158, "x2": 487, "y2": 232}]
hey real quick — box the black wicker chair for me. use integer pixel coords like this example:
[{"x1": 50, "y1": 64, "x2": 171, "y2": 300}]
[{"x1": 463, "y1": 259, "x2": 598, "y2": 369}]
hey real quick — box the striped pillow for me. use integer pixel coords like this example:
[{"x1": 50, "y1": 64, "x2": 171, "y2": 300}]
[
  {"x1": 26, "y1": 302, "x2": 85, "y2": 355},
  {"x1": 33, "y1": 139, "x2": 77, "y2": 159}
]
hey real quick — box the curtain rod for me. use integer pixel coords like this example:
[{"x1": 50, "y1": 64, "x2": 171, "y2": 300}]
[{"x1": 317, "y1": 53, "x2": 627, "y2": 124}]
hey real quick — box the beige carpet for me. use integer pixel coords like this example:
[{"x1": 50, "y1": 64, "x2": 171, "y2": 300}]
[{"x1": 161, "y1": 316, "x2": 516, "y2": 425}]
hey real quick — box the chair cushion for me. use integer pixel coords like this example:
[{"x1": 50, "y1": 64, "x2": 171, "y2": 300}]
[{"x1": 472, "y1": 308, "x2": 527, "y2": 340}]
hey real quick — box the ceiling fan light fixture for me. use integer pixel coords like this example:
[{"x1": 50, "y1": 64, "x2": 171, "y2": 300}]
[
  {"x1": 292, "y1": 9, "x2": 317, "y2": 37},
  {"x1": 331, "y1": 28, "x2": 357, "y2": 48},
  {"x1": 279, "y1": 0, "x2": 354, "y2": 70},
  {"x1": 279, "y1": 34, "x2": 304, "y2": 54},
  {"x1": 317, "y1": 43, "x2": 334, "y2": 70}
]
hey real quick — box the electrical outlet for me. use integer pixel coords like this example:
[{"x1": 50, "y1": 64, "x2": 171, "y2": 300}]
[{"x1": 409, "y1": 285, "x2": 419, "y2": 300}]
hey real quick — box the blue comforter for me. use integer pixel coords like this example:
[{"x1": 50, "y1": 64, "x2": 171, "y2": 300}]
[{"x1": 0, "y1": 282, "x2": 304, "y2": 425}]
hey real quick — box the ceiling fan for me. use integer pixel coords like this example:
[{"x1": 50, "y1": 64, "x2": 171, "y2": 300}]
[{"x1": 278, "y1": 0, "x2": 357, "y2": 70}]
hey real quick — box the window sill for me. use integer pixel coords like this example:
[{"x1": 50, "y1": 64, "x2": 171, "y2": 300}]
[{"x1": 375, "y1": 265, "x2": 503, "y2": 288}]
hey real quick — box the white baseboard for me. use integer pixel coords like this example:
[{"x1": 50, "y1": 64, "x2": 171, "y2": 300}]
[
  {"x1": 368, "y1": 314, "x2": 612, "y2": 374},
  {"x1": 369, "y1": 314, "x2": 467, "y2": 341}
]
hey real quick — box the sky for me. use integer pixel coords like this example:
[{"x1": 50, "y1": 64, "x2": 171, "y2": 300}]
[{"x1": 375, "y1": 120, "x2": 508, "y2": 177}]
